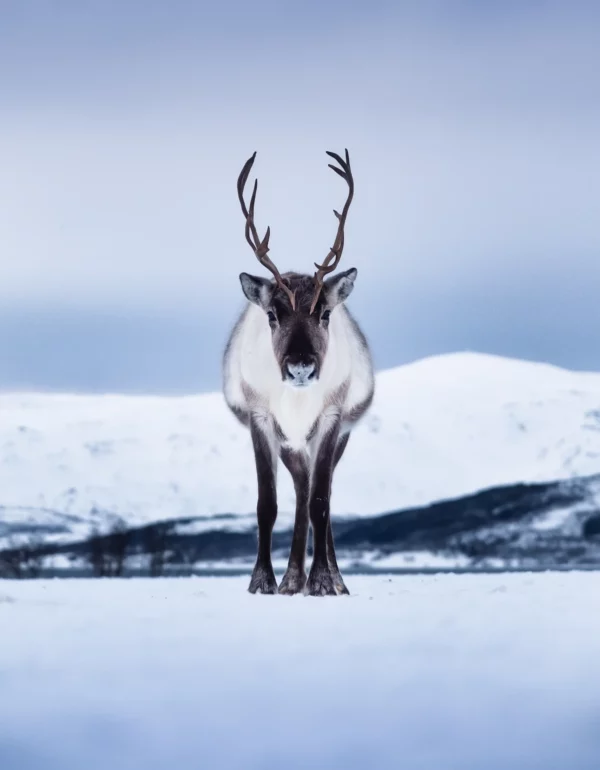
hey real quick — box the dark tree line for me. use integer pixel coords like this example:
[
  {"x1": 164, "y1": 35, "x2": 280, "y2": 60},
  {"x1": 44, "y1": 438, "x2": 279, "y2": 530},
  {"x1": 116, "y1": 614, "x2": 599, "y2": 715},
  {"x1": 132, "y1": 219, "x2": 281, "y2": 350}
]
[
  {"x1": 0, "y1": 534, "x2": 46, "y2": 578},
  {"x1": 87, "y1": 519, "x2": 130, "y2": 577},
  {"x1": 143, "y1": 524, "x2": 170, "y2": 577},
  {"x1": 1, "y1": 519, "x2": 171, "y2": 579},
  {"x1": 85, "y1": 519, "x2": 170, "y2": 577}
]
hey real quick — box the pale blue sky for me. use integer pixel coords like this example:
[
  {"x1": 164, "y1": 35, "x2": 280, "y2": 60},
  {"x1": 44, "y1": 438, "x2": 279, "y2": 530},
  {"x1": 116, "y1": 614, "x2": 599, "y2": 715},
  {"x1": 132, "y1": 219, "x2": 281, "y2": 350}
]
[{"x1": 1, "y1": 0, "x2": 599, "y2": 392}]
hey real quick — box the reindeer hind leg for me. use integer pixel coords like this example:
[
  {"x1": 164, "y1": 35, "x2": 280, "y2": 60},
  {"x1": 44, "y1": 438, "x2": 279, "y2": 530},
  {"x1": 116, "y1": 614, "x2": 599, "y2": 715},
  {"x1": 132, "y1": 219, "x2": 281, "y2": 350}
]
[{"x1": 327, "y1": 433, "x2": 350, "y2": 595}]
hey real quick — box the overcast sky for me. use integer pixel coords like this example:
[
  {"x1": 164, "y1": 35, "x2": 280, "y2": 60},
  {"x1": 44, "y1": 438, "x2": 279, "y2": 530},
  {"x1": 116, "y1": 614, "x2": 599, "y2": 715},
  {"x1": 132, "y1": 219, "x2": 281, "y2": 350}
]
[{"x1": 1, "y1": 0, "x2": 599, "y2": 393}]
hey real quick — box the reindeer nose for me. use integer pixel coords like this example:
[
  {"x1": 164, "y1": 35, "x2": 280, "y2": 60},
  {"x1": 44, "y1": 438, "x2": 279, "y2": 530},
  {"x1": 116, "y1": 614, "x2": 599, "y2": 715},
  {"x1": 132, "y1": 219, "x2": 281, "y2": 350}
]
[{"x1": 285, "y1": 356, "x2": 317, "y2": 385}]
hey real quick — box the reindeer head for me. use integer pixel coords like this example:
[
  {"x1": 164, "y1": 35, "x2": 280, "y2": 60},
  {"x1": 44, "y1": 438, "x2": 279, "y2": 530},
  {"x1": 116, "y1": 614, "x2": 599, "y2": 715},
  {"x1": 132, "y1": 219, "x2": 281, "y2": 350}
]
[{"x1": 237, "y1": 150, "x2": 357, "y2": 388}]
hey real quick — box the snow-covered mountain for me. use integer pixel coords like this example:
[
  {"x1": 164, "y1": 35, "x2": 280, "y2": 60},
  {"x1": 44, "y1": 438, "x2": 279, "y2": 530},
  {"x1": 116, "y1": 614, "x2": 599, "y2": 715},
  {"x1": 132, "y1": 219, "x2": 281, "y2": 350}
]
[{"x1": 2, "y1": 352, "x2": 600, "y2": 541}]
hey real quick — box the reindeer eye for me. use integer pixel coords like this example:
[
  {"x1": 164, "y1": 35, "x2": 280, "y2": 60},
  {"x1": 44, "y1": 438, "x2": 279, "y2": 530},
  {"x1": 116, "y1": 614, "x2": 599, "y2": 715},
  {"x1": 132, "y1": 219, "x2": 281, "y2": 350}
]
[
  {"x1": 267, "y1": 310, "x2": 277, "y2": 326},
  {"x1": 321, "y1": 309, "x2": 331, "y2": 325}
]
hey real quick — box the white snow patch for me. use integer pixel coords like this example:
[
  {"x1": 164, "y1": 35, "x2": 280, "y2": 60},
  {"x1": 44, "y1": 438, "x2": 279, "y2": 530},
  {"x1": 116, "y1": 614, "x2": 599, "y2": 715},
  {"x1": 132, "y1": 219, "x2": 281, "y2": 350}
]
[
  {"x1": 530, "y1": 506, "x2": 580, "y2": 531},
  {"x1": 352, "y1": 549, "x2": 473, "y2": 569},
  {"x1": 172, "y1": 515, "x2": 255, "y2": 536}
]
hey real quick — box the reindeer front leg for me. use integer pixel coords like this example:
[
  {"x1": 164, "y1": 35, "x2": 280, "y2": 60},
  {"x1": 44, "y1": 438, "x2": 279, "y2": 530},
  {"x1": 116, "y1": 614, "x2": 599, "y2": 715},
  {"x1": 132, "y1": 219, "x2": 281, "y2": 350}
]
[
  {"x1": 248, "y1": 419, "x2": 278, "y2": 594},
  {"x1": 278, "y1": 448, "x2": 309, "y2": 595},
  {"x1": 306, "y1": 420, "x2": 342, "y2": 597}
]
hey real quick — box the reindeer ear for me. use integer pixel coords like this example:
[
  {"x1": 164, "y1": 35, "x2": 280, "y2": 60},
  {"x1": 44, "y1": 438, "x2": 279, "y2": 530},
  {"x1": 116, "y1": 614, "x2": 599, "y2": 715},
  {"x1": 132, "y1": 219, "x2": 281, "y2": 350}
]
[
  {"x1": 239, "y1": 273, "x2": 272, "y2": 308},
  {"x1": 323, "y1": 268, "x2": 357, "y2": 307}
]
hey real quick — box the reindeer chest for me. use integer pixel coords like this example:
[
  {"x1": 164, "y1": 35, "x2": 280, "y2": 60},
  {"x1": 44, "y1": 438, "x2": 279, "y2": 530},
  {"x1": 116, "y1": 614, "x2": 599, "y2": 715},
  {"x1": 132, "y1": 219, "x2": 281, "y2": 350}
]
[{"x1": 268, "y1": 389, "x2": 326, "y2": 450}]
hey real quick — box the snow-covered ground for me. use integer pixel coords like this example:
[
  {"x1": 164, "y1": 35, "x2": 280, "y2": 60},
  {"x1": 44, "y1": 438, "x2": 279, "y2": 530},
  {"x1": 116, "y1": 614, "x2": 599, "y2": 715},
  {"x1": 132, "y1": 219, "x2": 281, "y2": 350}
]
[
  {"x1": 1, "y1": 574, "x2": 600, "y2": 769},
  {"x1": 2, "y1": 352, "x2": 600, "y2": 538}
]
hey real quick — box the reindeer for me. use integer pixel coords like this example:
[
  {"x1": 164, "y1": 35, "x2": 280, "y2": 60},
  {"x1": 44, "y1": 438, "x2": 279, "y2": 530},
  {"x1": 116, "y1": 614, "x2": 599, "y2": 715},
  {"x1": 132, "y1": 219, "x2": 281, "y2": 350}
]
[{"x1": 223, "y1": 150, "x2": 374, "y2": 596}]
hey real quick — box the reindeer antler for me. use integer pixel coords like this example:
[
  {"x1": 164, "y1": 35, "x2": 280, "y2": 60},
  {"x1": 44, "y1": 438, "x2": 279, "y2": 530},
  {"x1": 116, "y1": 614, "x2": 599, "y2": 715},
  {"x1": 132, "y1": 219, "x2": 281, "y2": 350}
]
[
  {"x1": 237, "y1": 152, "x2": 296, "y2": 310},
  {"x1": 309, "y1": 149, "x2": 354, "y2": 314}
]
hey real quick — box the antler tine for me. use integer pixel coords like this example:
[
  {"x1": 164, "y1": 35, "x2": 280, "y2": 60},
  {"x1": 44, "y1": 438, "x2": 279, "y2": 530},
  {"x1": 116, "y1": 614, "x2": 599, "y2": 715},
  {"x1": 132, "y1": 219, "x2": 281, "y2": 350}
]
[
  {"x1": 246, "y1": 179, "x2": 270, "y2": 257},
  {"x1": 237, "y1": 153, "x2": 296, "y2": 309},
  {"x1": 237, "y1": 152, "x2": 256, "y2": 220},
  {"x1": 310, "y1": 149, "x2": 354, "y2": 314}
]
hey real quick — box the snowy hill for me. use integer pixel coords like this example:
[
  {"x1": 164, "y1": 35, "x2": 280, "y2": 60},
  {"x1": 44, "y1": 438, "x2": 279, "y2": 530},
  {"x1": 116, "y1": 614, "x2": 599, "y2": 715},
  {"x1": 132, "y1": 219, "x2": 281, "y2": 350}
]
[{"x1": 2, "y1": 352, "x2": 600, "y2": 543}]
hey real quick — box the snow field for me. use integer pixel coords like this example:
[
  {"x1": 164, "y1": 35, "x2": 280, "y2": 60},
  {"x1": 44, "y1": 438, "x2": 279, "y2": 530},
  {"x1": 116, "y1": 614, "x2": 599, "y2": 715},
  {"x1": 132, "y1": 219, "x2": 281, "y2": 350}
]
[{"x1": 1, "y1": 572, "x2": 600, "y2": 769}]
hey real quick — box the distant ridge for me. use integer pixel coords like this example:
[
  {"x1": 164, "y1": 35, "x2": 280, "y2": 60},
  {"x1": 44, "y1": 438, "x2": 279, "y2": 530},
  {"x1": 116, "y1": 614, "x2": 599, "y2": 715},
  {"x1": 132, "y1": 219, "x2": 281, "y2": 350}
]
[{"x1": 1, "y1": 352, "x2": 600, "y2": 542}]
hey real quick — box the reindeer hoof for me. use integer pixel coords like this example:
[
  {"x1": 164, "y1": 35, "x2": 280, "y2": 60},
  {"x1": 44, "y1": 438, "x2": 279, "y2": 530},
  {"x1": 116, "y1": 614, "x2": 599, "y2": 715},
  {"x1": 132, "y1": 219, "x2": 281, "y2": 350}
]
[
  {"x1": 332, "y1": 572, "x2": 350, "y2": 595},
  {"x1": 248, "y1": 564, "x2": 278, "y2": 594},
  {"x1": 305, "y1": 566, "x2": 337, "y2": 596},
  {"x1": 278, "y1": 569, "x2": 307, "y2": 595}
]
